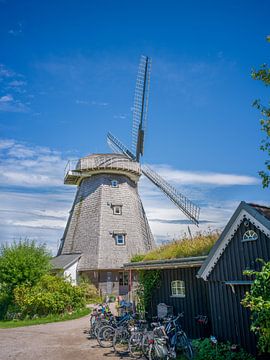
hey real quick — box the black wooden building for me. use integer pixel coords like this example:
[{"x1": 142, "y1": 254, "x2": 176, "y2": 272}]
[
  {"x1": 125, "y1": 201, "x2": 270, "y2": 356},
  {"x1": 198, "y1": 201, "x2": 270, "y2": 354},
  {"x1": 124, "y1": 256, "x2": 211, "y2": 339}
]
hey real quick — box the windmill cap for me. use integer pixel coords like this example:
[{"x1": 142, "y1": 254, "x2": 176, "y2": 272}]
[{"x1": 64, "y1": 153, "x2": 141, "y2": 185}]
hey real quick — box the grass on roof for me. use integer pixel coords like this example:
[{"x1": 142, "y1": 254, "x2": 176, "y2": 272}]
[{"x1": 131, "y1": 230, "x2": 220, "y2": 262}]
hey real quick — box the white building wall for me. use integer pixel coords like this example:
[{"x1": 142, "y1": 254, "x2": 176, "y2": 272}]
[{"x1": 64, "y1": 261, "x2": 78, "y2": 285}]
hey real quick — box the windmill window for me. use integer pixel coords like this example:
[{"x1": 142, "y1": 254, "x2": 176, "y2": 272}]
[
  {"x1": 171, "y1": 280, "x2": 185, "y2": 297},
  {"x1": 111, "y1": 180, "x2": 119, "y2": 188},
  {"x1": 115, "y1": 234, "x2": 126, "y2": 245},
  {"x1": 242, "y1": 230, "x2": 258, "y2": 242},
  {"x1": 113, "y1": 205, "x2": 122, "y2": 215}
]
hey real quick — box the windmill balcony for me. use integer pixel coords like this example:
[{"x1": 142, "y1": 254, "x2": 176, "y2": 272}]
[{"x1": 64, "y1": 153, "x2": 141, "y2": 185}]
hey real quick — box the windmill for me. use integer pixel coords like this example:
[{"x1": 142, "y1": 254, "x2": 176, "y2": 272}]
[{"x1": 107, "y1": 55, "x2": 200, "y2": 226}]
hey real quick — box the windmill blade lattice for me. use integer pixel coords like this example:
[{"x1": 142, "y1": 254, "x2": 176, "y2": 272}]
[
  {"x1": 132, "y1": 55, "x2": 152, "y2": 161},
  {"x1": 142, "y1": 165, "x2": 200, "y2": 226},
  {"x1": 107, "y1": 132, "x2": 136, "y2": 160}
]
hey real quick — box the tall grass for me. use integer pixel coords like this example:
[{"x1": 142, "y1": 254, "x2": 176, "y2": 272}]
[{"x1": 132, "y1": 230, "x2": 220, "y2": 262}]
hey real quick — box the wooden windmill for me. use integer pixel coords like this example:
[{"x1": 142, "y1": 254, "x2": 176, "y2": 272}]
[{"x1": 54, "y1": 55, "x2": 200, "y2": 295}]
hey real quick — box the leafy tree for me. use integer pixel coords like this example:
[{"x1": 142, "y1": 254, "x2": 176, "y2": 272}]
[
  {"x1": 241, "y1": 260, "x2": 270, "y2": 353},
  {"x1": 0, "y1": 239, "x2": 51, "y2": 318},
  {"x1": 252, "y1": 36, "x2": 270, "y2": 187}
]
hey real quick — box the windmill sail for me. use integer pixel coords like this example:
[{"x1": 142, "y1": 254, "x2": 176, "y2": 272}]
[
  {"x1": 142, "y1": 165, "x2": 200, "y2": 226},
  {"x1": 107, "y1": 133, "x2": 200, "y2": 225},
  {"x1": 132, "y1": 55, "x2": 152, "y2": 161},
  {"x1": 107, "y1": 132, "x2": 136, "y2": 160}
]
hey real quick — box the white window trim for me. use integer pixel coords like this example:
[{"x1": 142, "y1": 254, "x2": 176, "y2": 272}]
[
  {"x1": 113, "y1": 205, "x2": 122, "y2": 215},
  {"x1": 171, "y1": 280, "x2": 185, "y2": 298},
  {"x1": 242, "y1": 229, "x2": 258, "y2": 242},
  {"x1": 111, "y1": 180, "x2": 119, "y2": 188},
  {"x1": 115, "y1": 234, "x2": 126, "y2": 246}
]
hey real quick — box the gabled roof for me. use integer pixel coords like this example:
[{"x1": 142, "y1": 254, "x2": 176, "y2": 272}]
[
  {"x1": 197, "y1": 201, "x2": 270, "y2": 281},
  {"x1": 51, "y1": 253, "x2": 81, "y2": 270},
  {"x1": 124, "y1": 256, "x2": 207, "y2": 270}
]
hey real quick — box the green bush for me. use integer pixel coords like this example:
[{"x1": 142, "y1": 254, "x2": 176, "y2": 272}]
[
  {"x1": 0, "y1": 240, "x2": 51, "y2": 319},
  {"x1": 77, "y1": 279, "x2": 101, "y2": 303},
  {"x1": 13, "y1": 274, "x2": 86, "y2": 318},
  {"x1": 242, "y1": 260, "x2": 270, "y2": 353},
  {"x1": 192, "y1": 338, "x2": 255, "y2": 360}
]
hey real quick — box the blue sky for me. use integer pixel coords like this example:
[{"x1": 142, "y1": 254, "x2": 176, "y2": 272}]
[{"x1": 0, "y1": 0, "x2": 269, "y2": 254}]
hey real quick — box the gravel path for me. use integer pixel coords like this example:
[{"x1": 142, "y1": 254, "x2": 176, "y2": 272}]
[{"x1": 0, "y1": 315, "x2": 122, "y2": 360}]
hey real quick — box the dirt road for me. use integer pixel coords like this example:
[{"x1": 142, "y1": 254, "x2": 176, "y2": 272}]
[{"x1": 0, "y1": 315, "x2": 121, "y2": 360}]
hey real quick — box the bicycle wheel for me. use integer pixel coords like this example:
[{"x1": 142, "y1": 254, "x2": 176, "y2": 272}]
[
  {"x1": 148, "y1": 343, "x2": 162, "y2": 360},
  {"x1": 141, "y1": 331, "x2": 153, "y2": 360},
  {"x1": 182, "y1": 343, "x2": 193, "y2": 360},
  {"x1": 113, "y1": 327, "x2": 130, "y2": 355},
  {"x1": 129, "y1": 332, "x2": 144, "y2": 358},
  {"x1": 97, "y1": 325, "x2": 115, "y2": 348},
  {"x1": 176, "y1": 332, "x2": 193, "y2": 359},
  {"x1": 94, "y1": 319, "x2": 109, "y2": 338}
]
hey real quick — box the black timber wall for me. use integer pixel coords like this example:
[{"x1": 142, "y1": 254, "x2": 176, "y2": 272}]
[
  {"x1": 207, "y1": 220, "x2": 270, "y2": 354},
  {"x1": 148, "y1": 266, "x2": 210, "y2": 339}
]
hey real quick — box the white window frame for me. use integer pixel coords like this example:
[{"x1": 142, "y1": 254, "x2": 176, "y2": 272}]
[
  {"x1": 113, "y1": 205, "x2": 122, "y2": 215},
  {"x1": 115, "y1": 234, "x2": 125, "y2": 246},
  {"x1": 242, "y1": 229, "x2": 258, "y2": 242},
  {"x1": 111, "y1": 180, "x2": 119, "y2": 188},
  {"x1": 171, "y1": 280, "x2": 185, "y2": 297}
]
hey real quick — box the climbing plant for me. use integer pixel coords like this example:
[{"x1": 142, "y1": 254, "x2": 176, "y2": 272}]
[
  {"x1": 136, "y1": 269, "x2": 161, "y2": 317},
  {"x1": 241, "y1": 260, "x2": 270, "y2": 354}
]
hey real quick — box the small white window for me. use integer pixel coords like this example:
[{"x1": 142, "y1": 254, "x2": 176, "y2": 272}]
[
  {"x1": 242, "y1": 230, "x2": 258, "y2": 242},
  {"x1": 171, "y1": 280, "x2": 185, "y2": 297},
  {"x1": 115, "y1": 234, "x2": 125, "y2": 245},
  {"x1": 113, "y1": 205, "x2": 122, "y2": 215},
  {"x1": 111, "y1": 180, "x2": 118, "y2": 188}
]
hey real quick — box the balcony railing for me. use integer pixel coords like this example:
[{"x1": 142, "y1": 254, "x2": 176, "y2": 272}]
[{"x1": 64, "y1": 155, "x2": 141, "y2": 178}]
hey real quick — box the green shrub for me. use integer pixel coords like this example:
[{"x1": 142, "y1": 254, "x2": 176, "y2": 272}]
[
  {"x1": 0, "y1": 240, "x2": 51, "y2": 319},
  {"x1": 192, "y1": 338, "x2": 255, "y2": 360},
  {"x1": 242, "y1": 260, "x2": 270, "y2": 353},
  {"x1": 77, "y1": 280, "x2": 101, "y2": 303},
  {"x1": 13, "y1": 274, "x2": 86, "y2": 318}
]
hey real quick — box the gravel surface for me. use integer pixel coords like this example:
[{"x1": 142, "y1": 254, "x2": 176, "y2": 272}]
[{"x1": 0, "y1": 315, "x2": 122, "y2": 360}]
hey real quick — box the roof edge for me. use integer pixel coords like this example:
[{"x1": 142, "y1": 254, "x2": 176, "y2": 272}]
[
  {"x1": 51, "y1": 253, "x2": 81, "y2": 270},
  {"x1": 197, "y1": 201, "x2": 270, "y2": 280},
  {"x1": 124, "y1": 255, "x2": 208, "y2": 270}
]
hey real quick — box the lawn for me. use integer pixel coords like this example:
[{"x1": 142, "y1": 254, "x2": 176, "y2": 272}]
[{"x1": 0, "y1": 307, "x2": 90, "y2": 328}]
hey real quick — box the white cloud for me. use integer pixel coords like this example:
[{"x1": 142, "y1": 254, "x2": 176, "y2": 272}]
[
  {"x1": 0, "y1": 94, "x2": 13, "y2": 102},
  {"x1": 0, "y1": 139, "x2": 70, "y2": 187},
  {"x1": 148, "y1": 164, "x2": 259, "y2": 186},
  {"x1": 0, "y1": 64, "x2": 29, "y2": 112},
  {"x1": 0, "y1": 64, "x2": 15, "y2": 78},
  {"x1": 8, "y1": 80, "x2": 26, "y2": 87},
  {"x1": 75, "y1": 99, "x2": 109, "y2": 106},
  {"x1": 0, "y1": 139, "x2": 15, "y2": 149},
  {"x1": 114, "y1": 114, "x2": 128, "y2": 120}
]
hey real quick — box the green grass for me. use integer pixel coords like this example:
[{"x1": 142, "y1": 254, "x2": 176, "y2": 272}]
[
  {"x1": 0, "y1": 307, "x2": 91, "y2": 328},
  {"x1": 131, "y1": 230, "x2": 220, "y2": 262}
]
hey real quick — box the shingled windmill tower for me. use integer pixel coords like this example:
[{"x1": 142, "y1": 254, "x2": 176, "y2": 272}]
[{"x1": 54, "y1": 56, "x2": 200, "y2": 296}]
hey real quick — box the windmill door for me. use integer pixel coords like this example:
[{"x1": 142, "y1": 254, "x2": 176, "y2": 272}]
[{"x1": 119, "y1": 271, "x2": 129, "y2": 295}]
